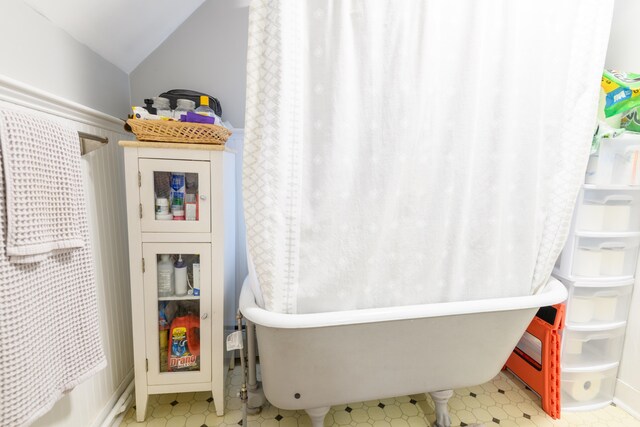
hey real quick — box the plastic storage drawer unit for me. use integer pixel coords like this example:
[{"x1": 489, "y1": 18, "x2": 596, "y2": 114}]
[
  {"x1": 562, "y1": 324, "x2": 626, "y2": 368},
  {"x1": 561, "y1": 363, "x2": 619, "y2": 411},
  {"x1": 555, "y1": 233, "x2": 640, "y2": 279},
  {"x1": 560, "y1": 278, "x2": 634, "y2": 327},
  {"x1": 575, "y1": 186, "x2": 640, "y2": 233}
]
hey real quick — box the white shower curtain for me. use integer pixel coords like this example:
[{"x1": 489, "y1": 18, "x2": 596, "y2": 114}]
[{"x1": 243, "y1": 0, "x2": 614, "y2": 314}]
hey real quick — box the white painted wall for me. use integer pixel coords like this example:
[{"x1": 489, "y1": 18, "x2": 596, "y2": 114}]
[
  {"x1": 22, "y1": 0, "x2": 205, "y2": 73},
  {"x1": 0, "y1": 3, "x2": 134, "y2": 424},
  {"x1": 606, "y1": 0, "x2": 640, "y2": 417},
  {"x1": 129, "y1": 0, "x2": 249, "y2": 127},
  {"x1": 0, "y1": 1, "x2": 131, "y2": 118},
  {"x1": 605, "y1": 0, "x2": 640, "y2": 72},
  {"x1": 0, "y1": 86, "x2": 134, "y2": 427}
]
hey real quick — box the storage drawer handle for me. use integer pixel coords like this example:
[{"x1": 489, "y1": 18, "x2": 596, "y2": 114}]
[{"x1": 201, "y1": 313, "x2": 208, "y2": 320}]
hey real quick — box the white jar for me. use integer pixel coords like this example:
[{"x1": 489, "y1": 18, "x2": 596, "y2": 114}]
[
  {"x1": 174, "y1": 99, "x2": 196, "y2": 120},
  {"x1": 157, "y1": 254, "x2": 174, "y2": 297},
  {"x1": 153, "y1": 97, "x2": 172, "y2": 119},
  {"x1": 156, "y1": 197, "x2": 169, "y2": 216}
]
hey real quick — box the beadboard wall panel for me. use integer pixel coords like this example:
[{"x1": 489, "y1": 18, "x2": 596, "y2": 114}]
[{"x1": 0, "y1": 89, "x2": 134, "y2": 427}]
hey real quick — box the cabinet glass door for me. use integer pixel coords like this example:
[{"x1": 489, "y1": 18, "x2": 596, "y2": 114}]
[
  {"x1": 139, "y1": 159, "x2": 211, "y2": 233},
  {"x1": 143, "y1": 242, "x2": 211, "y2": 385}
]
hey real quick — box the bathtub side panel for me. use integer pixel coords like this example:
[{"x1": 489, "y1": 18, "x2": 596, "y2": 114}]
[{"x1": 255, "y1": 308, "x2": 537, "y2": 410}]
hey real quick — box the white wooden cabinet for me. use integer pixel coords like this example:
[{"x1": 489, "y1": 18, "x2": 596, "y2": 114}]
[{"x1": 120, "y1": 141, "x2": 236, "y2": 421}]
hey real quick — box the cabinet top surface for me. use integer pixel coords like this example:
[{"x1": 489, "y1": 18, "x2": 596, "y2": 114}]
[{"x1": 119, "y1": 140, "x2": 228, "y2": 151}]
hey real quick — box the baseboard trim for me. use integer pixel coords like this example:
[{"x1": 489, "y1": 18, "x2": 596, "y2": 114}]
[
  {"x1": 92, "y1": 369, "x2": 135, "y2": 427},
  {"x1": 614, "y1": 378, "x2": 640, "y2": 420}
]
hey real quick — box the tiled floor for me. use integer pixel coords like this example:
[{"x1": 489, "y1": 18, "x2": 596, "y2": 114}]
[{"x1": 121, "y1": 366, "x2": 640, "y2": 427}]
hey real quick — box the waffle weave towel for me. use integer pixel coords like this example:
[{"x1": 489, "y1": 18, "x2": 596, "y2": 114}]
[
  {"x1": 0, "y1": 109, "x2": 84, "y2": 263},
  {"x1": 0, "y1": 109, "x2": 105, "y2": 426}
]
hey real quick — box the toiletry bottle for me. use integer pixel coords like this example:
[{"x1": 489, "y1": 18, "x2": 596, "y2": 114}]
[
  {"x1": 195, "y1": 96, "x2": 215, "y2": 118},
  {"x1": 170, "y1": 172, "x2": 186, "y2": 220},
  {"x1": 157, "y1": 254, "x2": 175, "y2": 297},
  {"x1": 174, "y1": 99, "x2": 196, "y2": 121},
  {"x1": 153, "y1": 96, "x2": 173, "y2": 119},
  {"x1": 144, "y1": 98, "x2": 157, "y2": 115},
  {"x1": 155, "y1": 197, "x2": 172, "y2": 220},
  {"x1": 174, "y1": 255, "x2": 188, "y2": 296},
  {"x1": 192, "y1": 263, "x2": 200, "y2": 296}
]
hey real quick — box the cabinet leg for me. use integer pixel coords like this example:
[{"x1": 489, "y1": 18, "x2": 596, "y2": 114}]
[
  {"x1": 213, "y1": 385, "x2": 225, "y2": 416},
  {"x1": 135, "y1": 388, "x2": 149, "y2": 422}
]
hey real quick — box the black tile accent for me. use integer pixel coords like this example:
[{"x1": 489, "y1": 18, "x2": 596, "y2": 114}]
[
  {"x1": 238, "y1": 420, "x2": 243, "y2": 425},
  {"x1": 207, "y1": 397, "x2": 214, "y2": 403},
  {"x1": 461, "y1": 423, "x2": 468, "y2": 427},
  {"x1": 523, "y1": 413, "x2": 531, "y2": 419},
  {"x1": 498, "y1": 389, "x2": 505, "y2": 394},
  {"x1": 170, "y1": 400, "x2": 179, "y2": 406},
  {"x1": 275, "y1": 414, "x2": 283, "y2": 421},
  {"x1": 470, "y1": 392, "x2": 477, "y2": 398},
  {"x1": 133, "y1": 405, "x2": 136, "y2": 409},
  {"x1": 525, "y1": 386, "x2": 532, "y2": 391},
  {"x1": 492, "y1": 418, "x2": 500, "y2": 424},
  {"x1": 378, "y1": 402, "x2": 385, "y2": 409},
  {"x1": 345, "y1": 406, "x2": 352, "y2": 413},
  {"x1": 201, "y1": 424, "x2": 208, "y2": 427},
  {"x1": 611, "y1": 402, "x2": 617, "y2": 407},
  {"x1": 410, "y1": 399, "x2": 417, "y2": 405}
]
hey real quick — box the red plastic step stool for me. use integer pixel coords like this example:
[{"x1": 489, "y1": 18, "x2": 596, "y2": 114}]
[{"x1": 504, "y1": 303, "x2": 565, "y2": 419}]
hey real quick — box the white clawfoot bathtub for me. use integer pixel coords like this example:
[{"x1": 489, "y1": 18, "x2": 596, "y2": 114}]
[{"x1": 239, "y1": 278, "x2": 567, "y2": 427}]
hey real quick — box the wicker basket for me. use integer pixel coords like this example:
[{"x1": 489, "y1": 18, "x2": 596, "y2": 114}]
[{"x1": 126, "y1": 119, "x2": 232, "y2": 145}]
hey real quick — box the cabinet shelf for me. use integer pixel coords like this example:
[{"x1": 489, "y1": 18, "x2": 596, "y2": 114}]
[{"x1": 158, "y1": 295, "x2": 200, "y2": 301}]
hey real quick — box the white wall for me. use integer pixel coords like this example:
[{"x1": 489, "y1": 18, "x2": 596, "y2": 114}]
[
  {"x1": 129, "y1": 0, "x2": 249, "y2": 127},
  {"x1": 0, "y1": 1, "x2": 131, "y2": 118},
  {"x1": 0, "y1": 85, "x2": 134, "y2": 427},
  {"x1": 605, "y1": 0, "x2": 640, "y2": 72},
  {"x1": 0, "y1": 3, "x2": 134, "y2": 425},
  {"x1": 607, "y1": 0, "x2": 640, "y2": 417}
]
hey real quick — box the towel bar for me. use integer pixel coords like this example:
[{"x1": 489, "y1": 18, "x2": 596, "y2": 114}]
[{"x1": 79, "y1": 131, "x2": 108, "y2": 155}]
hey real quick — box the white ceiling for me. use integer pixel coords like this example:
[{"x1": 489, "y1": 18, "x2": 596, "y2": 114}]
[{"x1": 22, "y1": 0, "x2": 205, "y2": 73}]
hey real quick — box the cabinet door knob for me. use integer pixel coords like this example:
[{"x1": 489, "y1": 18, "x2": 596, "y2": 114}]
[
  {"x1": 200, "y1": 195, "x2": 207, "y2": 201},
  {"x1": 201, "y1": 313, "x2": 208, "y2": 320}
]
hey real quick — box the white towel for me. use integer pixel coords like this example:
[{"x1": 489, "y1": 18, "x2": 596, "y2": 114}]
[
  {"x1": 0, "y1": 110, "x2": 85, "y2": 263},
  {"x1": 0, "y1": 110, "x2": 106, "y2": 426}
]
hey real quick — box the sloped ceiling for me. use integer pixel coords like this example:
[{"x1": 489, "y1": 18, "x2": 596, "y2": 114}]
[{"x1": 22, "y1": 0, "x2": 205, "y2": 73}]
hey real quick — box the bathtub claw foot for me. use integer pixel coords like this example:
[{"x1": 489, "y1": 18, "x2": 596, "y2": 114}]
[
  {"x1": 429, "y1": 390, "x2": 453, "y2": 427},
  {"x1": 306, "y1": 406, "x2": 330, "y2": 427}
]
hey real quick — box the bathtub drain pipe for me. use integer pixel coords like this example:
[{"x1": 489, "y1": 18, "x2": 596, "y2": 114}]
[
  {"x1": 245, "y1": 319, "x2": 266, "y2": 413},
  {"x1": 236, "y1": 312, "x2": 249, "y2": 427}
]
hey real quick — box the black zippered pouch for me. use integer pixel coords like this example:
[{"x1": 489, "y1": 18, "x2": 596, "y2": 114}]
[{"x1": 159, "y1": 89, "x2": 222, "y2": 117}]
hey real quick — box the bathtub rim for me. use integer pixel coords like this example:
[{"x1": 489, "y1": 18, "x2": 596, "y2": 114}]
[{"x1": 239, "y1": 276, "x2": 568, "y2": 329}]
